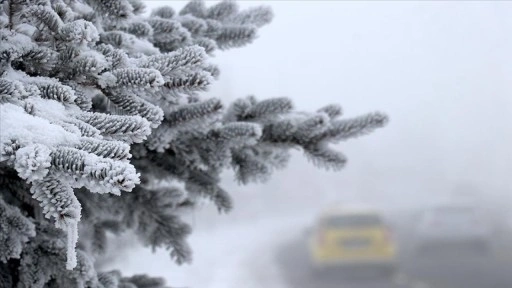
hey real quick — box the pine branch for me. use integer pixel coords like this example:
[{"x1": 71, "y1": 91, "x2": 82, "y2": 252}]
[
  {"x1": 0, "y1": 197, "x2": 36, "y2": 263},
  {"x1": 76, "y1": 111, "x2": 152, "y2": 143},
  {"x1": 0, "y1": 0, "x2": 389, "y2": 284}
]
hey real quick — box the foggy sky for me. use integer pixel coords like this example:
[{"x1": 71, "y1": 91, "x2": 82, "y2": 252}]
[
  {"x1": 145, "y1": 1, "x2": 512, "y2": 212},
  {"x1": 108, "y1": 1, "x2": 512, "y2": 285}
]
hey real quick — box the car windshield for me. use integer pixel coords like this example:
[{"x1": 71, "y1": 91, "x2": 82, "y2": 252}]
[
  {"x1": 425, "y1": 207, "x2": 479, "y2": 223},
  {"x1": 323, "y1": 214, "x2": 383, "y2": 228}
]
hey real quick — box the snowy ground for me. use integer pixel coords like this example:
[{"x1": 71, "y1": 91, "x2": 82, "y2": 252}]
[{"x1": 105, "y1": 213, "x2": 313, "y2": 288}]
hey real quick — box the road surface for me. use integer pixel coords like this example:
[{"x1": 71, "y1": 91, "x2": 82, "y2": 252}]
[
  {"x1": 275, "y1": 235, "x2": 512, "y2": 288},
  {"x1": 107, "y1": 211, "x2": 512, "y2": 288}
]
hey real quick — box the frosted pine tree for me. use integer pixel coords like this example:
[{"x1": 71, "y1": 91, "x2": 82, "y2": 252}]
[{"x1": 0, "y1": 0, "x2": 388, "y2": 287}]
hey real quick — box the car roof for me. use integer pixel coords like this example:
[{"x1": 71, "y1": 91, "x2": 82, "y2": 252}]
[
  {"x1": 427, "y1": 204, "x2": 477, "y2": 212},
  {"x1": 320, "y1": 206, "x2": 381, "y2": 218}
]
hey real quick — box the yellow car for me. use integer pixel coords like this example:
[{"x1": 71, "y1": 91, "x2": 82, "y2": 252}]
[{"x1": 307, "y1": 207, "x2": 397, "y2": 277}]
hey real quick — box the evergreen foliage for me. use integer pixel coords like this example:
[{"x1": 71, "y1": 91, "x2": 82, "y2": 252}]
[{"x1": 0, "y1": 0, "x2": 388, "y2": 286}]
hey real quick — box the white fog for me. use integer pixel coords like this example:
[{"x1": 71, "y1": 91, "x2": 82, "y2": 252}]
[
  {"x1": 100, "y1": 1, "x2": 512, "y2": 288},
  {"x1": 2, "y1": 0, "x2": 512, "y2": 287}
]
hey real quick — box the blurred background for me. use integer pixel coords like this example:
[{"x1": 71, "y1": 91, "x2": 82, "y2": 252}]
[{"x1": 103, "y1": 1, "x2": 512, "y2": 288}]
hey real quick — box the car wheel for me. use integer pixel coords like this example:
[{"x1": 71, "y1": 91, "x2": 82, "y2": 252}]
[
  {"x1": 474, "y1": 241, "x2": 491, "y2": 256},
  {"x1": 380, "y1": 265, "x2": 397, "y2": 281},
  {"x1": 308, "y1": 262, "x2": 323, "y2": 278},
  {"x1": 414, "y1": 244, "x2": 429, "y2": 257}
]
